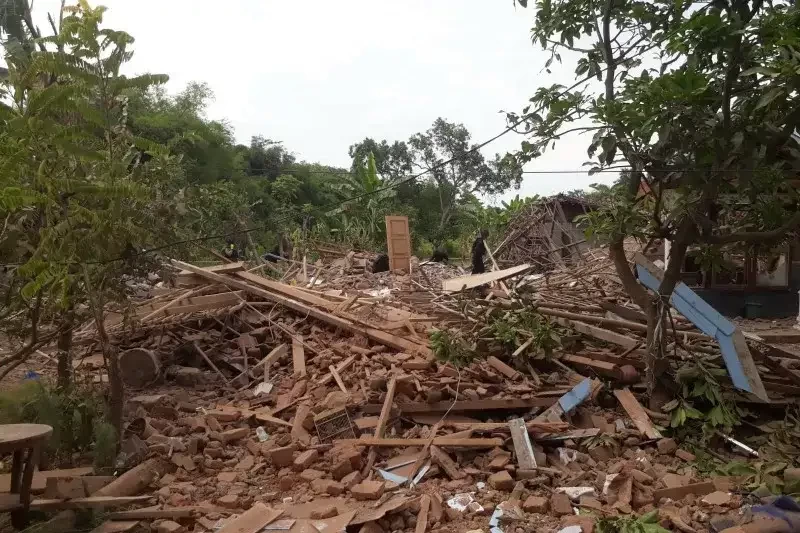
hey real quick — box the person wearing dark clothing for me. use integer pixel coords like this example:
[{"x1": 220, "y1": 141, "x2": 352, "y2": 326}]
[
  {"x1": 429, "y1": 246, "x2": 449, "y2": 264},
  {"x1": 223, "y1": 241, "x2": 239, "y2": 261},
  {"x1": 471, "y1": 229, "x2": 488, "y2": 274},
  {"x1": 371, "y1": 253, "x2": 390, "y2": 273}
]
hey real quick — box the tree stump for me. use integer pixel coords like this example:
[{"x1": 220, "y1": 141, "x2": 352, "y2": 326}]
[{"x1": 118, "y1": 348, "x2": 160, "y2": 389}]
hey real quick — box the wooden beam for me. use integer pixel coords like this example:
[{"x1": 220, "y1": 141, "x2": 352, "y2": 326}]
[
  {"x1": 29, "y1": 495, "x2": 153, "y2": 510},
  {"x1": 429, "y1": 445, "x2": 466, "y2": 479},
  {"x1": 508, "y1": 418, "x2": 537, "y2": 469},
  {"x1": 171, "y1": 261, "x2": 431, "y2": 356},
  {"x1": 292, "y1": 336, "x2": 306, "y2": 377},
  {"x1": 342, "y1": 437, "x2": 503, "y2": 448},
  {"x1": 364, "y1": 377, "x2": 397, "y2": 475},
  {"x1": 551, "y1": 316, "x2": 640, "y2": 349},
  {"x1": 319, "y1": 354, "x2": 357, "y2": 386},
  {"x1": 108, "y1": 507, "x2": 197, "y2": 520},
  {"x1": 177, "y1": 262, "x2": 245, "y2": 276},
  {"x1": 613, "y1": 388, "x2": 661, "y2": 439},
  {"x1": 442, "y1": 264, "x2": 532, "y2": 292},
  {"x1": 362, "y1": 397, "x2": 554, "y2": 415},
  {"x1": 486, "y1": 356, "x2": 520, "y2": 380},
  {"x1": 560, "y1": 354, "x2": 621, "y2": 379},
  {"x1": 329, "y1": 365, "x2": 350, "y2": 396}
]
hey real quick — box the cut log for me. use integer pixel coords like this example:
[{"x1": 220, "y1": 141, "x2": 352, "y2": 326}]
[{"x1": 117, "y1": 348, "x2": 160, "y2": 389}]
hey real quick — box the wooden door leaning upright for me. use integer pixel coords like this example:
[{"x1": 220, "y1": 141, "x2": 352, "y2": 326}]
[{"x1": 385, "y1": 215, "x2": 411, "y2": 273}]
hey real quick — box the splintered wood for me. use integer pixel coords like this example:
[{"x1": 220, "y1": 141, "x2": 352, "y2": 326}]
[{"x1": 614, "y1": 388, "x2": 662, "y2": 439}]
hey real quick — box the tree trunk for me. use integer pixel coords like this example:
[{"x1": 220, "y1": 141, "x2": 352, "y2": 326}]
[
  {"x1": 56, "y1": 306, "x2": 74, "y2": 390},
  {"x1": 82, "y1": 268, "x2": 124, "y2": 449}
]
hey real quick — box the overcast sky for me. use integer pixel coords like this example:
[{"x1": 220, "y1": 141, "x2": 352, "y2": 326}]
[{"x1": 29, "y1": 0, "x2": 617, "y2": 202}]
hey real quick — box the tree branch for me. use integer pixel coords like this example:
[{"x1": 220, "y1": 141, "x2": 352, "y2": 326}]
[{"x1": 699, "y1": 210, "x2": 800, "y2": 245}]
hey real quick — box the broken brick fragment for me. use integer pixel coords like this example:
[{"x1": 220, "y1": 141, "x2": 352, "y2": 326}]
[
  {"x1": 656, "y1": 438, "x2": 678, "y2": 455},
  {"x1": 522, "y1": 496, "x2": 548, "y2": 514},
  {"x1": 351, "y1": 480, "x2": 385, "y2": 500},
  {"x1": 293, "y1": 449, "x2": 319, "y2": 471},
  {"x1": 488, "y1": 470, "x2": 514, "y2": 491}
]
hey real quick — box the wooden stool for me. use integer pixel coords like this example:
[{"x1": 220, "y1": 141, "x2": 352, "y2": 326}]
[{"x1": 0, "y1": 424, "x2": 53, "y2": 528}]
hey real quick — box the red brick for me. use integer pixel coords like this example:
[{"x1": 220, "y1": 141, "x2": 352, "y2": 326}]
[
  {"x1": 293, "y1": 449, "x2": 319, "y2": 471},
  {"x1": 551, "y1": 493, "x2": 573, "y2": 516},
  {"x1": 488, "y1": 470, "x2": 514, "y2": 491},
  {"x1": 675, "y1": 449, "x2": 696, "y2": 462},
  {"x1": 656, "y1": 438, "x2": 678, "y2": 455},
  {"x1": 268, "y1": 444, "x2": 296, "y2": 467},
  {"x1": 351, "y1": 480, "x2": 385, "y2": 500},
  {"x1": 522, "y1": 495, "x2": 548, "y2": 513},
  {"x1": 311, "y1": 478, "x2": 345, "y2": 496}
]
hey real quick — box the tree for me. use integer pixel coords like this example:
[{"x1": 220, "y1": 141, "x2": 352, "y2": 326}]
[
  {"x1": 409, "y1": 118, "x2": 523, "y2": 237},
  {"x1": 349, "y1": 137, "x2": 414, "y2": 178},
  {"x1": 515, "y1": 0, "x2": 800, "y2": 398},
  {"x1": 0, "y1": 0, "x2": 178, "y2": 438}
]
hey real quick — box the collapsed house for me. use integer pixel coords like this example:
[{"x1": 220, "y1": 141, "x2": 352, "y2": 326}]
[
  {"x1": 14, "y1": 240, "x2": 800, "y2": 533},
  {"x1": 495, "y1": 194, "x2": 594, "y2": 272}
]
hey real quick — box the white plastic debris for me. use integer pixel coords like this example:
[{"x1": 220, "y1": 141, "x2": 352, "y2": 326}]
[
  {"x1": 556, "y1": 526, "x2": 583, "y2": 533},
  {"x1": 476, "y1": 481, "x2": 486, "y2": 490},
  {"x1": 557, "y1": 447, "x2": 578, "y2": 465},
  {"x1": 282, "y1": 496, "x2": 293, "y2": 504},
  {"x1": 603, "y1": 473, "x2": 619, "y2": 495},
  {"x1": 254, "y1": 382, "x2": 274, "y2": 396},
  {"x1": 256, "y1": 427, "x2": 269, "y2": 442},
  {"x1": 447, "y1": 493, "x2": 483, "y2": 513},
  {"x1": 556, "y1": 487, "x2": 596, "y2": 501}
]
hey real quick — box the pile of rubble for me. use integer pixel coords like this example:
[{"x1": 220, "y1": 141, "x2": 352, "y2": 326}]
[{"x1": 23, "y1": 245, "x2": 800, "y2": 533}]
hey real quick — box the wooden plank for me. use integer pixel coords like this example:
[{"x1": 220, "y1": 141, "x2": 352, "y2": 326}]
[
  {"x1": 329, "y1": 365, "x2": 350, "y2": 396},
  {"x1": 508, "y1": 418, "x2": 537, "y2": 469},
  {"x1": 429, "y1": 445, "x2": 466, "y2": 479},
  {"x1": 551, "y1": 316, "x2": 640, "y2": 350},
  {"x1": 363, "y1": 398, "x2": 554, "y2": 414},
  {"x1": 415, "y1": 495, "x2": 431, "y2": 533},
  {"x1": 486, "y1": 356, "x2": 520, "y2": 380},
  {"x1": 292, "y1": 336, "x2": 306, "y2": 377},
  {"x1": 561, "y1": 354, "x2": 621, "y2": 379},
  {"x1": 160, "y1": 292, "x2": 244, "y2": 316},
  {"x1": 177, "y1": 262, "x2": 245, "y2": 276},
  {"x1": 217, "y1": 502, "x2": 283, "y2": 533},
  {"x1": 408, "y1": 422, "x2": 441, "y2": 485},
  {"x1": 109, "y1": 507, "x2": 196, "y2": 520},
  {"x1": 385, "y1": 215, "x2": 412, "y2": 272},
  {"x1": 0, "y1": 467, "x2": 94, "y2": 494},
  {"x1": 193, "y1": 342, "x2": 228, "y2": 383},
  {"x1": 342, "y1": 437, "x2": 503, "y2": 448},
  {"x1": 29, "y1": 495, "x2": 152, "y2": 510},
  {"x1": 320, "y1": 354, "x2": 357, "y2": 386},
  {"x1": 442, "y1": 264, "x2": 532, "y2": 292},
  {"x1": 291, "y1": 403, "x2": 312, "y2": 445},
  {"x1": 613, "y1": 388, "x2": 662, "y2": 439},
  {"x1": 172, "y1": 262, "x2": 431, "y2": 356},
  {"x1": 364, "y1": 377, "x2": 397, "y2": 474}
]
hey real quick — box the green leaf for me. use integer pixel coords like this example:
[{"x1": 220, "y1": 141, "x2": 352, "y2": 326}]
[{"x1": 755, "y1": 88, "x2": 783, "y2": 110}]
